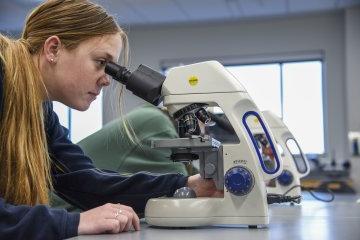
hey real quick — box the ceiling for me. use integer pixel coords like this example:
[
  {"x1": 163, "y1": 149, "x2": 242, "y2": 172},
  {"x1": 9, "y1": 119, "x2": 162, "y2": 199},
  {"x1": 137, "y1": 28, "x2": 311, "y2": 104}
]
[{"x1": 1, "y1": 0, "x2": 360, "y2": 32}]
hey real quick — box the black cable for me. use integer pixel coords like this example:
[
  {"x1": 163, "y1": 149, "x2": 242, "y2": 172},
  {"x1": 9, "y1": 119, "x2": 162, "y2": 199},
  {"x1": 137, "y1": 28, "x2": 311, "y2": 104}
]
[
  {"x1": 267, "y1": 184, "x2": 335, "y2": 204},
  {"x1": 267, "y1": 193, "x2": 301, "y2": 204},
  {"x1": 282, "y1": 184, "x2": 301, "y2": 196},
  {"x1": 287, "y1": 184, "x2": 335, "y2": 202},
  {"x1": 303, "y1": 187, "x2": 335, "y2": 203}
]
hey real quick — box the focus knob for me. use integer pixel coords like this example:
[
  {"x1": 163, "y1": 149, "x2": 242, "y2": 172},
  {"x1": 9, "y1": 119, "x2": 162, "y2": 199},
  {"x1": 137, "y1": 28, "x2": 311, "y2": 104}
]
[
  {"x1": 277, "y1": 170, "x2": 294, "y2": 186},
  {"x1": 225, "y1": 166, "x2": 254, "y2": 196}
]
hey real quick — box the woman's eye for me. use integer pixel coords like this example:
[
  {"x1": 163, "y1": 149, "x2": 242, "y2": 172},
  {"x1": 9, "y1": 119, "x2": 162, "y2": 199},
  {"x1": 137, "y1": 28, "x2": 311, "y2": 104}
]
[{"x1": 97, "y1": 59, "x2": 107, "y2": 66}]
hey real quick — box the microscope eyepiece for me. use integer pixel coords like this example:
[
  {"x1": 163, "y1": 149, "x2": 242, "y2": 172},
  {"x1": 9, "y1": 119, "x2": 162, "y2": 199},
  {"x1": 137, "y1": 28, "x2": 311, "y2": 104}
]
[
  {"x1": 105, "y1": 61, "x2": 131, "y2": 85},
  {"x1": 105, "y1": 61, "x2": 166, "y2": 106}
]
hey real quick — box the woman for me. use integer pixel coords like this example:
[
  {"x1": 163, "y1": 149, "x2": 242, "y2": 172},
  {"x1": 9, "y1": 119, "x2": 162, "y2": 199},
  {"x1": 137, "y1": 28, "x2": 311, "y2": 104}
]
[{"x1": 0, "y1": 0, "x2": 220, "y2": 239}]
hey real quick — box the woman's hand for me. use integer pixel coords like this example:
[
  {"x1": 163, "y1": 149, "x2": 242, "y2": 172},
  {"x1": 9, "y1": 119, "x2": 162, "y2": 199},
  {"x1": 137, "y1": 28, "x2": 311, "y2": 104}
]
[
  {"x1": 187, "y1": 174, "x2": 224, "y2": 197},
  {"x1": 78, "y1": 203, "x2": 140, "y2": 235}
]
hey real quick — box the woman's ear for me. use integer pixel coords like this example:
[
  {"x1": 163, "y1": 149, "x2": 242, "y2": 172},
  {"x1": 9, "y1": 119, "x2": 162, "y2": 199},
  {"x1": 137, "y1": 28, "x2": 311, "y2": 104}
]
[{"x1": 43, "y1": 36, "x2": 61, "y2": 64}]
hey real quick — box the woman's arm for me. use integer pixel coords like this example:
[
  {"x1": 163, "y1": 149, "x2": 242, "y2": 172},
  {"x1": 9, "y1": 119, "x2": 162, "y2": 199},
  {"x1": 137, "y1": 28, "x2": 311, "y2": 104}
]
[
  {"x1": 0, "y1": 198, "x2": 79, "y2": 240},
  {"x1": 44, "y1": 102, "x2": 188, "y2": 215}
]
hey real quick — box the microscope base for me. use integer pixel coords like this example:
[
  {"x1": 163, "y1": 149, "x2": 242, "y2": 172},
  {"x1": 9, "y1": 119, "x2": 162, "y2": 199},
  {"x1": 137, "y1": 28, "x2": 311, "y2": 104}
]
[
  {"x1": 146, "y1": 216, "x2": 268, "y2": 228},
  {"x1": 145, "y1": 198, "x2": 269, "y2": 227}
]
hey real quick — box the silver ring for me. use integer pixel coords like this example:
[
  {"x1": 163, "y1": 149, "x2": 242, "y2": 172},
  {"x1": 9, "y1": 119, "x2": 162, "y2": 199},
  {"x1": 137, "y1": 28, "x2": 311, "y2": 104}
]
[{"x1": 115, "y1": 209, "x2": 123, "y2": 219}]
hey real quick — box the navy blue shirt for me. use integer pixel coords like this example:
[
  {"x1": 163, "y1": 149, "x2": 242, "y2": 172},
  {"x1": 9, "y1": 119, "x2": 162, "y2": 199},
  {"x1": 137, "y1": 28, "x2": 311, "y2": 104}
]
[{"x1": 0, "y1": 62, "x2": 187, "y2": 239}]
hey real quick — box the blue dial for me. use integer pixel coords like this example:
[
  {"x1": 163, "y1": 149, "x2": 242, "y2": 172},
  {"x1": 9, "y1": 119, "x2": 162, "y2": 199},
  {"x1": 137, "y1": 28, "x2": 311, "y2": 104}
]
[
  {"x1": 277, "y1": 170, "x2": 294, "y2": 186},
  {"x1": 225, "y1": 166, "x2": 254, "y2": 196}
]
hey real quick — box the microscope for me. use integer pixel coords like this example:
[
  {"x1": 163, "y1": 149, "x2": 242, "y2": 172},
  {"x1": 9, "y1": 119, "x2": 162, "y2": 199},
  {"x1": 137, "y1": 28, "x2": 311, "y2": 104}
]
[
  {"x1": 250, "y1": 111, "x2": 310, "y2": 201},
  {"x1": 105, "y1": 60, "x2": 283, "y2": 227},
  {"x1": 185, "y1": 108, "x2": 310, "y2": 203}
]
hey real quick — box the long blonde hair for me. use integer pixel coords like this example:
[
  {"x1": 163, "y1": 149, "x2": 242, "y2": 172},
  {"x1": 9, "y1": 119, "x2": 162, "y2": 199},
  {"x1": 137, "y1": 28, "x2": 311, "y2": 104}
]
[{"x1": 0, "y1": 0, "x2": 128, "y2": 206}]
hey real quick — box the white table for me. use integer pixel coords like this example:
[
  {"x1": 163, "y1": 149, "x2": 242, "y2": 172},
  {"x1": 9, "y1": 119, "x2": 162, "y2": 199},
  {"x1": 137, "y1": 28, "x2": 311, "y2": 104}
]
[{"x1": 69, "y1": 193, "x2": 360, "y2": 240}]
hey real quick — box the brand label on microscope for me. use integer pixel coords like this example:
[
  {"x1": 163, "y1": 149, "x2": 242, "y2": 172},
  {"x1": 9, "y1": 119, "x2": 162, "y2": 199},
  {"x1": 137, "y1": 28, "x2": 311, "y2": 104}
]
[{"x1": 233, "y1": 159, "x2": 247, "y2": 165}]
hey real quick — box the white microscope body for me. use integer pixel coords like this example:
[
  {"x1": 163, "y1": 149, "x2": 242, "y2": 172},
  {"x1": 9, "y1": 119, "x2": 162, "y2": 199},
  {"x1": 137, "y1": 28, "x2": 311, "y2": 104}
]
[
  {"x1": 144, "y1": 61, "x2": 283, "y2": 227},
  {"x1": 259, "y1": 111, "x2": 310, "y2": 199}
]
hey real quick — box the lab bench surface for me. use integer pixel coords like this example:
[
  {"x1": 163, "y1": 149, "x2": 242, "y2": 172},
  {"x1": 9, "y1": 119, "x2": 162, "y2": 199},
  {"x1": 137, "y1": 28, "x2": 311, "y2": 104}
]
[{"x1": 68, "y1": 194, "x2": 360, "y2": 240}]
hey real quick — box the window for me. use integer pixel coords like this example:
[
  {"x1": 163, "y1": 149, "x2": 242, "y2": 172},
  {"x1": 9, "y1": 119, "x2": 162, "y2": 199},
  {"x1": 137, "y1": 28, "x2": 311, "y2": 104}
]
[
  {"x1": 226, "y1": 61, "x2": 324, "y2": 155},
  {"x1": 52, "y1": 91, "x2": 103, "y2": 143},
  {"x1": 226, "y1": 63, "x2": 282, "y2": 117},
  {"x1": 282, "y1": 61, "x2": 324, "y2": 155}
]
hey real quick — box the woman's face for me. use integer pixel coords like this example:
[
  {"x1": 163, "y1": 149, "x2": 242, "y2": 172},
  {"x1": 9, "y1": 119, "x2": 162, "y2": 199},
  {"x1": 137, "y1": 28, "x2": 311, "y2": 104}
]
[{"x1": 44, "y1": 34, "x2": 123, "y2": 111}]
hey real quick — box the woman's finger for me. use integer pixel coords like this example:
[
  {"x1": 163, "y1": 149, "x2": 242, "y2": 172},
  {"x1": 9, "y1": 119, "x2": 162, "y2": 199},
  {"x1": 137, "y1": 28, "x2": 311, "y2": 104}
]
[
  {"x1": 132, "y1": 211, "x2": 141, "y2": 230},
  {"x1": 102, "y1": 219, "x2": 120, "y2": 234},
  {"x1": 116, "y1": 214, "x2": 128, "y2": 232},
  {"x1": 115, "y1": 204, "x2": 141, "y2": 231},
  {"x1": 116, "y1": 209, "x2": 133, "y2": 232}
]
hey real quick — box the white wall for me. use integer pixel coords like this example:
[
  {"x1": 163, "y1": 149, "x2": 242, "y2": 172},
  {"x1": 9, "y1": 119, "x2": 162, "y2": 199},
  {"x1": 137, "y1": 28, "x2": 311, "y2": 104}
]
[
  {"x1": 345, "y1": 7, "x2": 360, "y2": 132},
  {"x1": 345, "y1": 8, "x2": 360, "y2": 186},
  {"x1": 104, "y1": 11, "x2": 350, "y2": 163}
]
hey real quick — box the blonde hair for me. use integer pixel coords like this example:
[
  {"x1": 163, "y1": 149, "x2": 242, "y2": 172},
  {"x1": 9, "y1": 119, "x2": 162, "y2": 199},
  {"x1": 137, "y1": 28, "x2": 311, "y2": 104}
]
[{"x1": 0, "y1": 0, "x2": 128, "y2": 206}]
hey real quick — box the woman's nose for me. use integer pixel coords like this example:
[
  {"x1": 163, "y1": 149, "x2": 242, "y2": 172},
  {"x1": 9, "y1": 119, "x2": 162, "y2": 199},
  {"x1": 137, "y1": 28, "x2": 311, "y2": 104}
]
[{"x1": 99, "y1": 74, "x2": 111, "y2": 87}]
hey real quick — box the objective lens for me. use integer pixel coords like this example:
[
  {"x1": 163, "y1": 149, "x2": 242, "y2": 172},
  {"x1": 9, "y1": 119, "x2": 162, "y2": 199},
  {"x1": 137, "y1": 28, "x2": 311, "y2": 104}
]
[
  {"x1": 183, "y1": 113, "x2": 197, "y2": 133},
  {"x1": 195, "y1": 108, "x2": 211, "y2": 125}
]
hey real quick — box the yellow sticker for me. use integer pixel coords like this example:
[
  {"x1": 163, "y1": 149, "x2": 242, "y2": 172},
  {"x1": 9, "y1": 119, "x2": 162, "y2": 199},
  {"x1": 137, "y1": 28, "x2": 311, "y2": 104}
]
[
  {"x1": 188, "y1": 76, "x2": 198, "y2": 86},
  {"x1": 254, "y1": 118, "x2": 259, "y2": 124}
]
